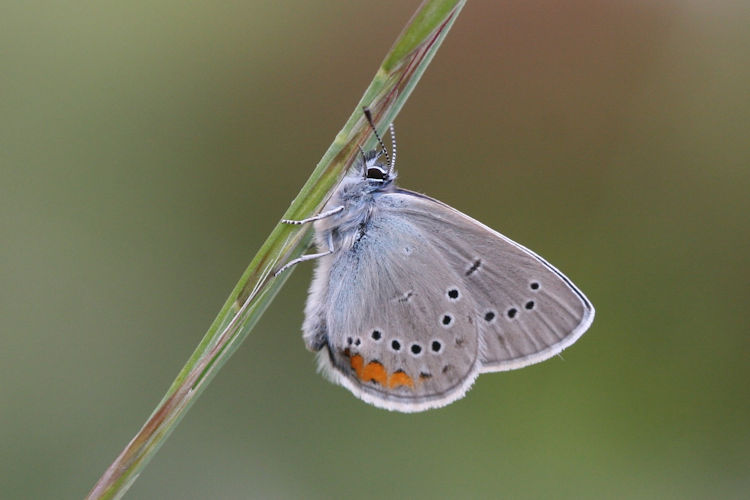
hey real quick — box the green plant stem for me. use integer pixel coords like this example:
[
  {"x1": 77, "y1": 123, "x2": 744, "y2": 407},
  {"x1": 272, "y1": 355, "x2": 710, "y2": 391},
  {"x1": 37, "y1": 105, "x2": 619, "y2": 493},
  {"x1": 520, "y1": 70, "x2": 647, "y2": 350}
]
[{"x1": 86, "y1": 1, "x2": 466, "y2": 498}]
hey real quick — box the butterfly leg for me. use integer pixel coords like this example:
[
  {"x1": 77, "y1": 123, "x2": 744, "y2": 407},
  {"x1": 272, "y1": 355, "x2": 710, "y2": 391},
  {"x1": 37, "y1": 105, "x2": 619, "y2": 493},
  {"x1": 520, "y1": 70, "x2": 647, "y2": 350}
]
[
  {"x1": 274, "y1": 232, "x2": 335, "y2": 276},
  {"x1": 281, "y1": 205, "x2": 344, "y2": 225}
]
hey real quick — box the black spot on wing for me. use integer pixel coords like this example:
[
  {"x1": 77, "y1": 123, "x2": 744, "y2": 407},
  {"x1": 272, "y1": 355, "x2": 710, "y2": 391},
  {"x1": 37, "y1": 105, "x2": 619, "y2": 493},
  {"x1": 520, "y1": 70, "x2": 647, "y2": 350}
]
[{"x1": 466, "y1": 259, "x2": 482, "y2": 276}]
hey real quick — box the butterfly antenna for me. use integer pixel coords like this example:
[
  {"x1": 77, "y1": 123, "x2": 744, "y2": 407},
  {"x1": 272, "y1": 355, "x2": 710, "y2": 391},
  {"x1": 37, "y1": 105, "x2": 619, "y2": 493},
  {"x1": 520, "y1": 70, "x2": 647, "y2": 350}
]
[
  {"x1": 363, "y1": 107, "x2": 390, "y2": 168},
  {"x1": 388, "y1": 123, "x2": 397, "y2": 174}
]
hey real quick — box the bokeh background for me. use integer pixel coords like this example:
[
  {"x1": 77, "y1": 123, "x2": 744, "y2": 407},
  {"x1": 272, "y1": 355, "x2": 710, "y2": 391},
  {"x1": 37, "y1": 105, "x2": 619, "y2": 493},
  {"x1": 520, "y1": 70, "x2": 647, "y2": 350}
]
[{"x1": 2, "y1": 1, "x2": 748, "y2": 498}]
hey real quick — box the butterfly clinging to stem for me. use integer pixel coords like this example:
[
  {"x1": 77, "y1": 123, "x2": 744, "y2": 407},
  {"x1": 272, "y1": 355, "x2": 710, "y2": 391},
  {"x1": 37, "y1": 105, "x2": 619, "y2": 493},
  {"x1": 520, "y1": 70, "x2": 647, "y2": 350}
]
[{"x1": 277, "y1": 108, "x2": 594, "y2": 412}]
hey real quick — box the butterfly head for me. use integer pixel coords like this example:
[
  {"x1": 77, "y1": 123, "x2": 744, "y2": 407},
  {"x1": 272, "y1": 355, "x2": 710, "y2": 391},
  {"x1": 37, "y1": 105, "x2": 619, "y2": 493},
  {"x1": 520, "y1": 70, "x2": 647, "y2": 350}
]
[
  {"x1": 358, "y1": 149, "x2": 395, "y2": 186},
  {"x1": 359, "y1": 107, "x2": 397, "y2": 186}
]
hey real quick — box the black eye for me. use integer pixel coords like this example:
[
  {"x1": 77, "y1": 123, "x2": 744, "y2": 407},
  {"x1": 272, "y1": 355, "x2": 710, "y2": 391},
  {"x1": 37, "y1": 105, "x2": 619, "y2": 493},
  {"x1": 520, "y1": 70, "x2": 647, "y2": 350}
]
[{"x1": 367, "y1": 167, "x2": 387, "y2": 180}]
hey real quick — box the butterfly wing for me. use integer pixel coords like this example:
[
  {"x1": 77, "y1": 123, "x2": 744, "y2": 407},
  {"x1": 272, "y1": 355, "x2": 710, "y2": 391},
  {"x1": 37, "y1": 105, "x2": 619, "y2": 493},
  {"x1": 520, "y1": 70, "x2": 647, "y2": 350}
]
[
  {"x1": 306, "y1": 205, "x2": 483, "y2": 412},
  {"x1": 385, "y1": 190, "x2": 595, "y2": 373}
]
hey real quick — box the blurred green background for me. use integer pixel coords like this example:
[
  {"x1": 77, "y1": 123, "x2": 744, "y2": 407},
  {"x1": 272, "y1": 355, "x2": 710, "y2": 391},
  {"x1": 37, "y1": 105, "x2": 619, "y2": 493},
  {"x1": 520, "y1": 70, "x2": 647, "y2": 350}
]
[{"x1": 2, "y1": 1, "x2": 748, "y2": 498}]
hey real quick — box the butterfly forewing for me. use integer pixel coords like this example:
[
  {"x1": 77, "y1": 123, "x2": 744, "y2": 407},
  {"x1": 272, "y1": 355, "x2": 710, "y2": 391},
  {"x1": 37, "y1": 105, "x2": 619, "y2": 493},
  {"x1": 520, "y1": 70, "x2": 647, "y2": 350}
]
[{"x1": 384, "y1": 190, "x2": 594, "y2": 372}]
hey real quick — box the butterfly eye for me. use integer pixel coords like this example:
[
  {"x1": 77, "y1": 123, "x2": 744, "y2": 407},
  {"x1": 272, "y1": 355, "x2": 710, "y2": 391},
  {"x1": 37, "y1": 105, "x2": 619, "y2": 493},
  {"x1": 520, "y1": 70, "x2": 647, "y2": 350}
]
[{"x1": 366, "y1": 167, "x2": 387, "y2": 180}]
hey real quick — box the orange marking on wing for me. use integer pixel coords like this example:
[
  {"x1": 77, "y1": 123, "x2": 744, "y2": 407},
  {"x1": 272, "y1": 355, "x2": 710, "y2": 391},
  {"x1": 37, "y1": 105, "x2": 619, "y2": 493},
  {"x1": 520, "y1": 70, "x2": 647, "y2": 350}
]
[
  {"x1": 389, "y1": 370, "x2": 414, "y2": 389},
  {"x1": 361, "y1": 361, "x2": 388, "y2": 385},
  {"x1": 350, "y1": 354, "x2": 364, "y2": 379}
]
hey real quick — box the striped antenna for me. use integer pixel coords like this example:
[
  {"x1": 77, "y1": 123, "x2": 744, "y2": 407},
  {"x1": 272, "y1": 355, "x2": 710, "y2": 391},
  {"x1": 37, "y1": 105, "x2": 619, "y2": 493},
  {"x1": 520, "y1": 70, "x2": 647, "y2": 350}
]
[
  {"x1": 363, "y1": 107, "x2": 390, "y2": 167},
  {"x1": 387, "y1": 123, "x2": 397, "y2": 174}
]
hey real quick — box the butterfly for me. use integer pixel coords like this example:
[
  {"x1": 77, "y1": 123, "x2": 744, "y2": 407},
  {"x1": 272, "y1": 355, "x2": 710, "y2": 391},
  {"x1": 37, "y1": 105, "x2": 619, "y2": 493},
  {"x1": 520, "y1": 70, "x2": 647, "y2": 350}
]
[{"x1": 277, "y1": 109, "x2": 594, "y2": 412}]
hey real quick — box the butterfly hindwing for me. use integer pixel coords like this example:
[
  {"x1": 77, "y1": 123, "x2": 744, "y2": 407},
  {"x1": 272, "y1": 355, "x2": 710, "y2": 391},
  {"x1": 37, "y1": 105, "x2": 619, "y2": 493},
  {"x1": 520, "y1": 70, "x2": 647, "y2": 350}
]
[{"x1": 308, "y1": 207, "x2": 482, "y2": 412}]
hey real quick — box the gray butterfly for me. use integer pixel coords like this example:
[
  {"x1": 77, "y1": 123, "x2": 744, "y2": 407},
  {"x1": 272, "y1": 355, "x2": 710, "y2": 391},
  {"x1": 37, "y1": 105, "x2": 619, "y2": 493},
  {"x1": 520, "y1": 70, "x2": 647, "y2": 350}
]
[{"x1": 278, "y1": 110, "x2": 594, "y2": 412}]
